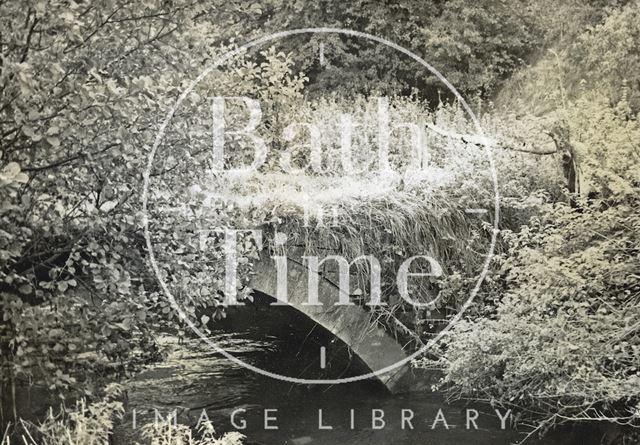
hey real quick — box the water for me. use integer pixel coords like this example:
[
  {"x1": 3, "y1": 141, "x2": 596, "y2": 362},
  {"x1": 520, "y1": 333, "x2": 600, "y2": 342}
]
[{"x1": 118, "y1": 327, "x2": 572, "y2": 445}]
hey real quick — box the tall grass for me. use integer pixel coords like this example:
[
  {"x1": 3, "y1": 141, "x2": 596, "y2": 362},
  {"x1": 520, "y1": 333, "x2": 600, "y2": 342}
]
[{"x1": 1, "y1": 384, "x2": 244, "y2": 445}]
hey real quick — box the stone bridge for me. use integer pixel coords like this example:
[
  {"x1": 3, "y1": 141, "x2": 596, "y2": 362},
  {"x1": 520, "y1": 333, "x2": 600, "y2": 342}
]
[{"x1": 248, "y1": 251, "x2": 414, "y2": 393}]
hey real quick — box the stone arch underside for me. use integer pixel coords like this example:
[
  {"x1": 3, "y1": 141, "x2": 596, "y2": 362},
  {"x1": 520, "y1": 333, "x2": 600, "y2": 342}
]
[{"x1": 248, "y1": 252, "x2": 411, "y2": 393}]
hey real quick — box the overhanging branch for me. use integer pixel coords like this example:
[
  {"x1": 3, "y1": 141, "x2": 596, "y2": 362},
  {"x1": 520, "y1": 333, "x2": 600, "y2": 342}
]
[{"x1": 426, "y1": 121, "x2": 559, "y2": 155}]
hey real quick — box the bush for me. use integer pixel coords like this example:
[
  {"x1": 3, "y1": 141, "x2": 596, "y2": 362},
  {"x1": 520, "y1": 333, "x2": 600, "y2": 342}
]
[
  {"x1": 498, "y1": 1, "x2": 640, "y2": 115},
  {"x1": 436, "y1": 195, "x2": 640, "y2": 435},
  {"x1": 0, "y1": 0, "x2": 309, "y2": 404},
  {"x1": 2, "y1": 384, "x2": 124, "y2": 445}
]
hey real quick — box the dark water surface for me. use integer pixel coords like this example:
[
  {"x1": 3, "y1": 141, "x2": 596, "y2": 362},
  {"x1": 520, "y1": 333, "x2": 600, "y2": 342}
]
[{"x1": 117, "y1": 328, "x2": 573, "y2": 445}]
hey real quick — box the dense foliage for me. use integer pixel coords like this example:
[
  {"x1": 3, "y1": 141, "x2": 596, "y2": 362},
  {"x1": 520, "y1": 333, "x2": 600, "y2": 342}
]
[
  {"x1": 435, "y1": 3, "x2": 640, "y2": 438},
  {"x1": 0, "y1": 0, "x2": 566, "y2": 404},
  {"x1": 246, "y1": 0, "x2": 553, "y2": 98},
  {"x1": 1, "y1": 0, "x2": 638, "y2": 442},
  {"x1": 438, "y1": 195, "x2": 640, "y2": 432},
  {"x1": 0, "y1": 0, "x2": 301, "y2": 404}
]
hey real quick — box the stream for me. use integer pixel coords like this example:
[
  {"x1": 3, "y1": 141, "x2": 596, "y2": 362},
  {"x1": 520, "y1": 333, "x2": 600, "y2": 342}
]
[{"x1": 115, "y1": 318, "x2": 578, "y2": 445}]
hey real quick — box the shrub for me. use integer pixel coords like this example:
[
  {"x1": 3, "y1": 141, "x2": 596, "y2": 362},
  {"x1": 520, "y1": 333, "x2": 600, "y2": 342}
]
[
  {"x1": 436, "y1": 194, "x2": 640, "y2": 435},
  {"x1": 2, "y1": 384, "x2": 125, "y2": 445}
]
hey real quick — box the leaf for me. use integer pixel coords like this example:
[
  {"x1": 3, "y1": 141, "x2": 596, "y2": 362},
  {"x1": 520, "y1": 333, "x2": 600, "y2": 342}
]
[
  {"x1": 100, "y1": 200, "x2": 118, "y2": 212},
  {"x1": 14, "y1": 173, "x2": 28, "y2": 183},
  {"x1": 2, "y1": 162, "x2": 21, "y2": 177},
  {"x1": 121, "y1": 318, "x2": 133, "y2": 330},
  {"x1": 46, "y1": 136, "x2": 61, "y2": 147}
]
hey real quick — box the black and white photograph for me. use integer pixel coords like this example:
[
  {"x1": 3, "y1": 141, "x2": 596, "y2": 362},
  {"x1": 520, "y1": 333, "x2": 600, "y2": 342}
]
[{"x1": 1, "y1": 1, "x2": 639, "y2": 444}]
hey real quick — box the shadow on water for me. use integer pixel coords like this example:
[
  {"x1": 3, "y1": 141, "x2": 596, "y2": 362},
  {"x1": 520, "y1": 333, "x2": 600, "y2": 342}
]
[{"x1": 117, "y1": 294, "x2": 582, "y2": 445}]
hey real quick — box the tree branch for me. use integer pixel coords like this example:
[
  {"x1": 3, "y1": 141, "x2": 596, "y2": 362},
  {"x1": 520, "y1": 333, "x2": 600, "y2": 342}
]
[
  {"x1": 21, "y1": 142, "x2": 121, "y2": 172},
  {"x1": 426, "y1": 121, "x2": 559, "y2": 155}
]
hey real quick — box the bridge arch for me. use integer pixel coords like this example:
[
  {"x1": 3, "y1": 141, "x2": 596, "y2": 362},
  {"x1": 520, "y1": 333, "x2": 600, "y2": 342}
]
[{"x1": 248, "y1": 252, "x2": 411, "y2": 393}]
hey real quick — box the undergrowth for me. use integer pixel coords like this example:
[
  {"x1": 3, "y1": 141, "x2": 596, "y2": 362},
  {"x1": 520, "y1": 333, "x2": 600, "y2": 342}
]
[{"x1": 0, "y1": 384, "x2": 244, "y2": 445}]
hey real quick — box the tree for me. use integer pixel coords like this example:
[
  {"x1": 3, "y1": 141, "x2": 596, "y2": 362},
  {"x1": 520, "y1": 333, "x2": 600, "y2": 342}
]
[{"x1": 0, "y1": 0, "x2": 303, "y2": 410}]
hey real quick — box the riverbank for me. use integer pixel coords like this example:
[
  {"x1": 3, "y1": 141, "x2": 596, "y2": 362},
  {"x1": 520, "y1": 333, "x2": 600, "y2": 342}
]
[{"x1": 114, "y1": 334, "x2": 573, "y2": 445}]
